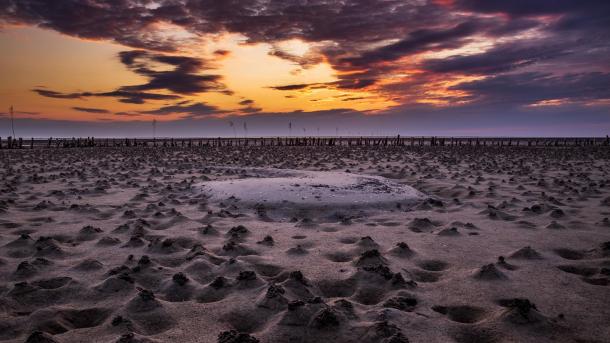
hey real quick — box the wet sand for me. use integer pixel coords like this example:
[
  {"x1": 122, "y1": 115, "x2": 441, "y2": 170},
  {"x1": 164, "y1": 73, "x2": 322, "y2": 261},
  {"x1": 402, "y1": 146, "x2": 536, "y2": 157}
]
[{"x1": 1, "y1": 145, "x2": 609, "y2": 343}]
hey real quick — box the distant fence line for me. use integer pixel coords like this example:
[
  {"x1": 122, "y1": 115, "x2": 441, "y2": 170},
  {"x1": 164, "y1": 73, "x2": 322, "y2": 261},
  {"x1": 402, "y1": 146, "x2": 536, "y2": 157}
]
[{"x1": 0, "y1": 135, "x2": 609, "y2": 149}]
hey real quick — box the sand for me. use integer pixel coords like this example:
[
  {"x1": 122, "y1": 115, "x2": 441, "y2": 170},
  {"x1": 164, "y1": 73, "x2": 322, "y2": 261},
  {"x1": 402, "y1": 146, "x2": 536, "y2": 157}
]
[
  {"x1": 0, "y1": 145, "x2": 609, "y2": 343},
  {"x1": 200, "y1": 168, "x2": 424, "y2": 216}
]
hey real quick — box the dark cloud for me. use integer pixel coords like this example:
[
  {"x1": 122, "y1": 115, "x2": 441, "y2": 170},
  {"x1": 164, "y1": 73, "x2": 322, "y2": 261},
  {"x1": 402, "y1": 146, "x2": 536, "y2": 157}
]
[
  {"x1": 0, "y1": 1, "x2": 457, "y2": 71},
  {"x1": 486, "y1": 18, "x2": 540, "y2": 36},
  {"x1": 33, "y1": 88, "x2": 180, "y2": 104},
  {"x1": 268, "y1": 48, "x2": 324, "y2": 69},
  {"x1": 270, "y1": 84, "x2": 312, "y2": 91},
  {"x1": 340, "y1": 21, "x2": 481, "y2": 67},
  {"x1": 183, "y1": 0, "x2": 444, "y2": 45},
  {"x1": 0, "y1": 0, "x2": 179, "y2": 51},
  {"x1": 213, "y1": 49, "x2": 231, "y2": 57},
  {"x1": 270, "y1": 78, "x2": 377, "y2": 92},
  {"x1": 238, "y1": 99, "x2": 262, "y2": 113},
  {"x1": 455, "y1": 1, "x2": 610, "y2": 41},
  {"x1": 33, "y1": 89, "x2": 83, "y2": 99},
  {"x1": 31, "y1": 49, "x2": 226, "y2": 105},
  {"x1": 455, "y1": 0, "x2": 610, "y2": 17},
  {"x1": 97, "y1": 90, "x2": 181, "y2": 104},
  {"x1": 421, "y1": 41, "x2": 573, "y2": 75},
  {"x1": 342, "y1": 97, "x2": 366, "y2": 102},
  {"x1": 3, "y1": 0, "x2": 607, "y2": 67},
  {"x1": 139, "y1": 102, "x2": 226, "y2": 117},
  {"x1": 72, "y1": 106, "x2": 110, "y2": 114},
  {"x1": 117, "y1": 50, "x2": 228, "y2": 95},
  {"x1": 451, "y1": 72, "x2": 610, "y2": 106},
  {"x1": 241, "y1": 106, "x2": 263, "y2": 113},
  {"x1": 332, "y1": 78, "x2": 377, "y2": 90}
]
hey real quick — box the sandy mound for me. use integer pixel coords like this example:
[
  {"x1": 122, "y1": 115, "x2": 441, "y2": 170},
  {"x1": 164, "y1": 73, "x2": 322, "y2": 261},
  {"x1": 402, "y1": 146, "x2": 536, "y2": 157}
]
[{"x1": 199, "y1": 168, "x2": 425, "y2": 215}]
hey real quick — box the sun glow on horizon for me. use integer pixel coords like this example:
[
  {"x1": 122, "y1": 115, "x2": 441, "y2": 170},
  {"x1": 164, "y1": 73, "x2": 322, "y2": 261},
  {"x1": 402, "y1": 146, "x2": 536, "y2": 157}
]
[{"x1": 0, "y1": 27, "x2": 394, "y2": 122}]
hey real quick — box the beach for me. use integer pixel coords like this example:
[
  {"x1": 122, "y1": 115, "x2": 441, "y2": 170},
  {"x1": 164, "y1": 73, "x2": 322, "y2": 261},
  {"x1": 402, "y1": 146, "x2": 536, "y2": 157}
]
[{"x1": 1, "y1": 145, "x2": 609, "y2": 343}]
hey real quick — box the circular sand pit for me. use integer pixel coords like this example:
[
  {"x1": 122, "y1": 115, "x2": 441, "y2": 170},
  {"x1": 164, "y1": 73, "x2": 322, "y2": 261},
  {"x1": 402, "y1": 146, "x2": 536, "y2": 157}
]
[{"x1": 199, "y1": 168, "x2": 424, "y2": 212}]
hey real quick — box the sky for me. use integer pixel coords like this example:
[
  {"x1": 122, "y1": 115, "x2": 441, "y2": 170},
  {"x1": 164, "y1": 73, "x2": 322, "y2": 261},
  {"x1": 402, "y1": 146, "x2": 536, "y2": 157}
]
[{"x1": 0, "y1": 0, "x2": 609, "y2": 137}]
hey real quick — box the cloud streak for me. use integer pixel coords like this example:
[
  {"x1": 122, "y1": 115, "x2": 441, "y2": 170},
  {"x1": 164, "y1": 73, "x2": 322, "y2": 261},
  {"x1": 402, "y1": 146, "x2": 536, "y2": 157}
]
[{"x1": 72, "y1": 107, "x2": 110, "y2": 114}]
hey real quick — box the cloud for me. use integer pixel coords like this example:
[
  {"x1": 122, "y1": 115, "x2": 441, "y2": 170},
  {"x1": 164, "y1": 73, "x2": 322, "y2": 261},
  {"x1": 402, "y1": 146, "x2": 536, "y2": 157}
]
[
  {"x1": 33, "y1": 89, "x2": 83, "y2": 99},
  {"x1": 450, "y1": 72, "x2": 610, "y2": 106},
  {"x1": 340, "y1": 21, "x2": 481, "y2": 67},
  {"x1": 97, "y1": 90, "x2": 181, "y2": 104},
  {"x1": 0, "y1": 0, "x2": 180, "y2": 51},
  {"x1": 3, "y1": 0, "x2": 610, "y2": 128},
  {"x1": 33, "y1": 88, "x2": 180, "y2": 105},
  {"x1": 117, "y1": 50, "x2": 228, "y2": 95},
  {"x1": 269, "y1": 84, "x2": 312, "y2": 91},
  {"x1": 139, "y1": 102, "x2": 226, "y2": 118},
  {"x1": 3, "y1": 1, "x2": 607, "y2": 69},
  {"x1": 0, "y1": 109, "x2": 40, "y2": 116},
  {"x1": 72, "y1": 106, "x2": 110, "y2": 114},
  {"x1": 241, "y1": 107, "x2": 263, "y2": 113},
  {"x1": 332, "y1": 78, "x2": 377, "y2": 90},
  {"x1": 268, "y1": 47, "x2": 324, "y2": 69},
  {"x1": 342, "y1": 97, "x2": 366, "y2": 102},
  {"x1": 454, "y1": 0, "x2": 610, "y2": 17},
  {"x1": 213, "y1": 49, "x2": 231, "y2": 57},
  {"x1": 114, "y1": 112, "x2": 142, "y2": 117},
  {"x1": 31, "y1": 49, "x2": 227, "y2": 106},
  {"x1": 421, "y1": 41, "x2": 573, "y2": 75},
  {"x1": 454, "y1": 1, "x2": 610, "y2": 41},
  {"x1": 269, "y1": 78, "x2": 377, "y2": 92}
]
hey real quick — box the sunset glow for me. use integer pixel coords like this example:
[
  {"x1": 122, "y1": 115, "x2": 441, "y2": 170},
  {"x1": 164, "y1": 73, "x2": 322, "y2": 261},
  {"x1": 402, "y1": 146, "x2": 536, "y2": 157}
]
[{"x1": 0, "y1": 1, "x2": 609, "y2": 136}]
